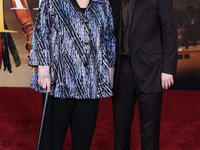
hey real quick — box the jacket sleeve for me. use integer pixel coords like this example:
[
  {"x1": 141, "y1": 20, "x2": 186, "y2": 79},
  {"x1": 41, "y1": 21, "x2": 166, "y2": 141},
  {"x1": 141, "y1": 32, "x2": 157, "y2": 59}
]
[
  {"x1": 158, "y1": 0, "x2": 178, "y2": 75},
  {"x1": 104, "y1": 0, "x2": 116, "y2": 68},
  {"x1": 29, "y1": 0, "x2": 51, "y2": 66}
]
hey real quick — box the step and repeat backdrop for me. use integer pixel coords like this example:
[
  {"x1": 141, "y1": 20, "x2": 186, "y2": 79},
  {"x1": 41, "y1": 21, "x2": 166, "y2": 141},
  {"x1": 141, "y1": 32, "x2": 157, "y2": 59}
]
[
  {"x1": 173, "y1": 0, "x2": 200, "y2": 89},
  {"x1": 0, "y1": 0, "x2": 40, "y2": 87},
  {"x1": 0, "y1": 0, "x2": 200, "y2": 89}
]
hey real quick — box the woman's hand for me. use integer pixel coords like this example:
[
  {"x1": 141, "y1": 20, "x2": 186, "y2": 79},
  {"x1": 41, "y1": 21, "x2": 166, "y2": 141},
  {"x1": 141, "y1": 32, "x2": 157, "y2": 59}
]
[
  {"x1": 109, "y1": 67, "x2": 115, "y2": 88},
  {"x1": 38, "y1": 66, "x2": 51, "y2": 92}
]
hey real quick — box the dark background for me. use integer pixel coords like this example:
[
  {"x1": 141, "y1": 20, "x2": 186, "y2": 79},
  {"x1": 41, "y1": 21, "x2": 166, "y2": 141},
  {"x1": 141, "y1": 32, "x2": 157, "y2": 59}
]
[{"x1": 171, "y1": 0, "x2": 200, "y2": 90}]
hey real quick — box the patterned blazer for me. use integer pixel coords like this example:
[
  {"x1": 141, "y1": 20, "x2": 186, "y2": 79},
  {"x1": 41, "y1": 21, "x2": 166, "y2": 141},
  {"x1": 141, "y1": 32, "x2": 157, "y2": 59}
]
[{"x1": 29, "y1": 0, "x2": 116, "y2": 99}]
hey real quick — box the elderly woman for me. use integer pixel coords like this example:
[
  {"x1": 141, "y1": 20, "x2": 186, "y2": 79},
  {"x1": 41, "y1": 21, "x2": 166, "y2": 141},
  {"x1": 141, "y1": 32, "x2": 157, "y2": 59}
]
[{"x1": 29, "y1": 0, "x2": 116, "y2": 149}]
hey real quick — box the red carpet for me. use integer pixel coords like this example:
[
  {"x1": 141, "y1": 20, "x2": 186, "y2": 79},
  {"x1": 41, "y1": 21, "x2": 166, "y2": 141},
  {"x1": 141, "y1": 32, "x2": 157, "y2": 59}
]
[{"x1": 0, "y1": 87, "x2": 200, "y2": 150}]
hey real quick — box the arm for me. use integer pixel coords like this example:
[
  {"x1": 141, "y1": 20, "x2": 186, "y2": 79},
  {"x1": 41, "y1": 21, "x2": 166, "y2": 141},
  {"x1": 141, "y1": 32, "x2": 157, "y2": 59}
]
[
  {"x1": 104, "y1": 0, "x2": 116, "y2": 68},
  {"x1": 158, "y1": 0, "x2": 178, "y2": 89},
  {"x1": 104, "y1": 0, "x2": 116, "y2": 88},
  {"x1": 29, "y1": 0, "x2": 51, "y2": 91}
]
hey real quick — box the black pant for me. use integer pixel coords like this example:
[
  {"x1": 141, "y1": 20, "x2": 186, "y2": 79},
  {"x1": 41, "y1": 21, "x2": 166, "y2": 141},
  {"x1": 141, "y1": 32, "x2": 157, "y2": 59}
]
[
  {"x1": 38, "y1": 94, "x2": 99, "y2": 150},
  {"x1": 113, "y1": 56, "x2": 163, "y2": 150}
]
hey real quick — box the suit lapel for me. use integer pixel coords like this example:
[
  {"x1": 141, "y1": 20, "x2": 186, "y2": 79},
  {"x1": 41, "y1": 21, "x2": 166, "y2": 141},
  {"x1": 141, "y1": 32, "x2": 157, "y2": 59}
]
[{"x1": 130, "y1": 0, "x2": 146, "y2": 35}]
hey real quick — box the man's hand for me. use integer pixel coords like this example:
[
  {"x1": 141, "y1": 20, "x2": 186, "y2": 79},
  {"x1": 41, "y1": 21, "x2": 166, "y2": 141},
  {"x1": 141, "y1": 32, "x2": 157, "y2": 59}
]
[
  {"x1": 161, "y1": 73, "x2": 174, "y2": 90},
  {"x1": 109, "y1": 68, "x2": 115, "y2": 88},
  {"x1": 38, "y1": 66, "x2": 51, "y2": 92}
]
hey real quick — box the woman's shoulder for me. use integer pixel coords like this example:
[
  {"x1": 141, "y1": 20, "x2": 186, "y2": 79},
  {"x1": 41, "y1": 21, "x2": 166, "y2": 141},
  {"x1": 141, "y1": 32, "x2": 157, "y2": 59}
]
[
  {"x1": 93, "y1": 0, "x2": 110, "y2": 4},
  {"x1": 48, "y1": 0, "x2": 70, "y2": 4}
]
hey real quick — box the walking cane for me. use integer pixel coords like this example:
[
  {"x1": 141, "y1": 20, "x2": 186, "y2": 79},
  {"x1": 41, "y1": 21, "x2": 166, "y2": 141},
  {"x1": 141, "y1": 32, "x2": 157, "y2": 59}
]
[{"x1": 37, "y1": 92, "x2": 49, "y2": 150}]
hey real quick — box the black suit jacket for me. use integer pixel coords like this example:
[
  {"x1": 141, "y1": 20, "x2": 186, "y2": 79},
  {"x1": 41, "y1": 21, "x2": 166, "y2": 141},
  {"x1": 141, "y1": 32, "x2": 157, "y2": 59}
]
[{"x1": 111, "y1": 0, "x2": 178, "y2": 93}]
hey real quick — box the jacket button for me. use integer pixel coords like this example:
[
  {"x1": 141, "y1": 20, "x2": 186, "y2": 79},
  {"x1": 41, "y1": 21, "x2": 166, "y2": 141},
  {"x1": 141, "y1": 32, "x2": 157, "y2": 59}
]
[{"x1": 84, "y1": 62, "x2": 89, "y2": 67}]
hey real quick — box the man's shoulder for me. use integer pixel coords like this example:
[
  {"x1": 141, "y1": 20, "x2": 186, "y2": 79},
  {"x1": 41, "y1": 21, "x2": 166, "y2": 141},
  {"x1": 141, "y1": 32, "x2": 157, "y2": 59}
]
[{"x1": 109, "y1": 0, "x2": 120, "y2": 13}]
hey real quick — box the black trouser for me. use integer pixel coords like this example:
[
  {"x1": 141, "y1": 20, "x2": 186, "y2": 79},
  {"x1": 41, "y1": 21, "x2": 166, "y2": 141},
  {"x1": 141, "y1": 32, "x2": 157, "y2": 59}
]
[
  {"x1": 113, "y1": 56, "x2": 163, "y2": 150},
  {"x1": 38, "y1": 94, "x2": 99, "y2": 150}
]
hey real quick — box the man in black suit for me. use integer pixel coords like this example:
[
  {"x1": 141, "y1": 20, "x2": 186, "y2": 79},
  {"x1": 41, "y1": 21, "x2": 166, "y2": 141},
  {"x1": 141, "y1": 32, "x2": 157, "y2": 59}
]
[{"x1": 110, "y1": 0, "x2": 178, "y2": 149}]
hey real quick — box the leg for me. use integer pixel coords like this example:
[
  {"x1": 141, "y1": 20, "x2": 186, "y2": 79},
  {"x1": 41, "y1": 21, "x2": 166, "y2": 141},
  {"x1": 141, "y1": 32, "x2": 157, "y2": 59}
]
[
  {"x1": 113, "y1": 58, "x2": 136, "y2": 150},
  {"x1": 39, "y1": 94, "x2": 74, "y2": 150},
  {"x1": 70, "y1": 99, "x2": 99, "y2": 150},
  {"x1": 137, "y1": 91, "x2": 163, "y2": 150}
]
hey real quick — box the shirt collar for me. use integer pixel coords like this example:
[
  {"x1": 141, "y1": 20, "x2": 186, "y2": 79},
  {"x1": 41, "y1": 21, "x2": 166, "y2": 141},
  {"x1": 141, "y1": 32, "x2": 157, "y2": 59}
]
[{"x1": 69, "y1": 0, "x2": 105, "y2": 13}]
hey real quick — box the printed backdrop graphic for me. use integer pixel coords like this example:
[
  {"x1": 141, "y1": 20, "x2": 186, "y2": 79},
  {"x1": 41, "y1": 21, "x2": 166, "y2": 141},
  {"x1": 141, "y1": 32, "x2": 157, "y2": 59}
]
[
  {"x1": 0, "y1": 0, "x2": 200, "y2": 89},
  {"x1": 0, "y1": 0, "x2": 40, "y2": 87},
  {"x1": 173, "y1": 0, "x2": 200, "y2": 89}
]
